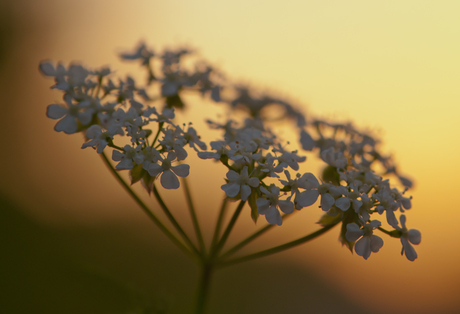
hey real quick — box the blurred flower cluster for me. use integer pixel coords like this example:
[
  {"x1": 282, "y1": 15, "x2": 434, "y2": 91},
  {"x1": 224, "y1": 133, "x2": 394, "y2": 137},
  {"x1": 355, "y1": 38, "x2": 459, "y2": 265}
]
[{"x1": 40, "y1": 41, "x2": 420, "y2": 261}]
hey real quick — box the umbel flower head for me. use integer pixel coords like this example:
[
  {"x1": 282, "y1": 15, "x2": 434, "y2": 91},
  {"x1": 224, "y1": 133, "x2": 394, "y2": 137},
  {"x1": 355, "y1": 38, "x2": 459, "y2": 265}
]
[{"x1": 40, "y1": 41, "x2": 420, "y2": 261}]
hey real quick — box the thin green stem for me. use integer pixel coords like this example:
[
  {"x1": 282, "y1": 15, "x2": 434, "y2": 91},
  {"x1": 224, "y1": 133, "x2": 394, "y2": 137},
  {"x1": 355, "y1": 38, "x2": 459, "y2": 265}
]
[
  {"x1": 100, "y1": 152, "x2": 196, "y2": 261},
  {"x1": 194, "y1": 263, "x2": 213, "y2": 314},
  {"x1": 182, "y1": 176, "x2": 206, "y2": 255},
  {"x1": 151, "y1": 121, "x2": 164, "y2": 147},
  {"x1": 220, "y1": 213, "x2": 291, "y2": 260},
  {"x1": 210, "y1": 197, "x2": 228, "y2": 251},
  {"x1": 378, "y1": 226, "x2": 401, "y2": 238},
  {"x1": 217, "y1": 221, "x2": 340, "y2": 268},
  {"x1": 152, "y1": 184, "x2": 201, "y2": 256},
  {"x1": 212, "y1": 200, "x2": 246, "y2": 258}
]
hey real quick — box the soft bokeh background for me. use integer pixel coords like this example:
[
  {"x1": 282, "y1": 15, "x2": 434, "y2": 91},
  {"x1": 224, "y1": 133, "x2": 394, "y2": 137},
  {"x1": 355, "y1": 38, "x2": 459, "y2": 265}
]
[{"x1": 1, "y1": 0, "x2": 459, "y2": 313}]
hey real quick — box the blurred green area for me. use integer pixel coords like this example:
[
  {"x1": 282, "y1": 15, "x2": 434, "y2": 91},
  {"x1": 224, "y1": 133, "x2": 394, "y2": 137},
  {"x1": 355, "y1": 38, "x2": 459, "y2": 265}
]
[{"x1": 0, "y1": 194, "x2": 367, "y2": 314}]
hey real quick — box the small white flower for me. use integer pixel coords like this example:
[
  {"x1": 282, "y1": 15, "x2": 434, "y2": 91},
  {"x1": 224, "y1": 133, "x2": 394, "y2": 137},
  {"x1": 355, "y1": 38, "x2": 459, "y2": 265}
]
[
  {"x1": 320, "y1": 147, "x2": 347, "y2": 169},
  {"x1": 112, "y1": 145, "x2": 141, "y2": 170},
  {"x1": 144, "y1": 107, "x2": 175, "y2": 124},
  {"x1": 277, "y1": 150, "x2": 306, "y2": 171},
  {"x1": 346, "y1": 220, "x2": 384, "y2": 260},
  {"x1": 197, "y1": 141, "x2": 229, "y2": 160},
  {"x1": 221, "y1": 166, "x2": 259, "y2": 201},
  {"x1": 159, "y1": 128, "x2": 188, "y2": 161},
  {"x1": 46, "y1": 94, "x2": 93, "y2": 134},
  {"x1": 259, "y1": 153, "x2": 284, "y2": 178},
  {"x1": 373, "y1": 188, "x2": 399, "y2": 227},
  {"x1": 81, "y1": 125, "x2": 110, "y2": 153},
  {"x1": 147, "y1": 152, "x2": 190, "y2": 189},
  {"x1": 256, "y1": 185, "x2": 294, "y2": 226},
  {"x1": 135, "y1": 146, "x2": 161, "y2": 171},
  {"x1": 279, "y1": 171, "x2": 318, "y2": 210},
  {"x1": 181, "y1": 125, "x2": 207, "y2": 151},
  {"x1": 396, "y1": 215, "x2": 421, "y2": 261}
]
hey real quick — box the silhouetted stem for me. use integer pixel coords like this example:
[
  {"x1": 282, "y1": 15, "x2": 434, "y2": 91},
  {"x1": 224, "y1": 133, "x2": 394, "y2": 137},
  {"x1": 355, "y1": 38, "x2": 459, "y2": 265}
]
[
  {"x1": 220, "y1": 213, "x2": 291, "y2": 259},
  {"x1": 212, "y1": 200, "x2": 245, "y2": 257},
  {"x1": 217, "y1": 222, "x2": 340, "y2": 268},
  {"x1": 194, "y1": 263, "x2": 214, "y2": 314},
  {"x1": 210, "y1": 197, "x2": 228, "y2": 251},
  {"x1": 152, "y1": 185, "x2": 200, "y2": 256},
  {"x1": 182, "y1": 176, "x2": 206, "y2": 255},
  {"x1": 100, "y1": 152, "x2": 196, "y2": 261}
]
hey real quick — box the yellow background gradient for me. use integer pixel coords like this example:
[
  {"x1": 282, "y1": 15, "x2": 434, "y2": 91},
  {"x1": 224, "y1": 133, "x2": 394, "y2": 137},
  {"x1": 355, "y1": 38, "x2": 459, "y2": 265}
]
[{"x1": 1, "y1": 0, "x2": 459, "y2": 313}]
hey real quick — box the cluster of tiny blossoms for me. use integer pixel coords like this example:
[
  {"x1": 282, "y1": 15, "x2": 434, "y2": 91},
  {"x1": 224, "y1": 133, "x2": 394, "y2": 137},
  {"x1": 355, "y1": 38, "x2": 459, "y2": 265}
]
[{"x1": 40, "y1": 42, "x2": 420, "y2": 261}]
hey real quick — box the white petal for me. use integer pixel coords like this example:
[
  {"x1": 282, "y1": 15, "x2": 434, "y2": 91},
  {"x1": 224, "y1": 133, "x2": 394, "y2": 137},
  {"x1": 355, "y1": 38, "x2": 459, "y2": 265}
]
[
  {"x1": 226, "y1": 170, "x2": 239, "y2": 181},
  {"x1": 163, "y1": 108, "x2": 175, "y2": 119},
  {"x1": 221, "y1": 183, "x2": 240, "y2": 198},
  {"x1": 81, "y1": 139, "x2": 97, "y2": 150},
  {"x1": 304, "y1": 172, "x2": 319, "y2": 186},
  {"x1": 256, "y1": 198, "x2": 270, "y2": 215},
  {"x1": 260, "y1": 186, "x2": 270, "y2": 195},
  {"x1": 39, "y1": 61, "x2": 56, "y2": 76},
  {"x1": 386, "y1": 210, "x2": 399, "y2": 227},
  {"x1": 78, "y1": 110, "x2": 93, "y2": 125},
  {"x1": 297, "y1": 190, "x2": 319, "y2": 207},
  {"x1": 85, "y1": 125, "x2": 102, "y2": 138},
  {"x1": 265, "y1": 206, "x2": 282, "y2": 226},
  {"x1": 352, "y1": 199, "x2": 363, "y2": 212},
  {"x1": 240, "y1": 185, "x2": 251, "y2": 201},
  {"x1": 355, "y1": 236, "x2": 371, "y2": 260},
  {"x1": 174, "y1": 146, "x2": 188, "y2": 161},
  {"x1": 54, "y1": 115, "x2": 77, "y2": 134},
  {"x1": 116, "y1": 158, "x2": 134, "y2": 170},
  {"x1": 172, "y1": 164, "x2": 190, "y2": 177},
  {"x1": 112, "y1": 150, "x2": 124, "y2": 161},
  {"x1": 370, "y1": 220, "x2": 381, "y2": 228},
  {"x1": 401, "y1": 237, "x2": 418, "y2": 261},
  {"x1": 248, "y1": 177, "x2": 259, "y2": 187},
  {"x1": 46, "y1": 104, "x2": 67, "y2": 119},
  {"x1": 278, "y1": 200, "x2": 294, "y2": 214},
  {"x1": 401, "y1": 197, "x2": 412, "y2": 210},
  {"x1": 197, "y1": 152, "x2": 219, "y2": 159},
  {"x1": 370, "y1": 235, "x2": 384, "y2": 253},
  {"x1": 408, "y1": 229, "x2": 421, "y2": 245},
  {"x1": 148, "y1": 163, "x2": 163, "y2": 176},
  {"x1": 345, "y1": 223, "x2": 363, "y2": 242},
  {"x1": 53, "y1": 81, "x2": 69, "y2": 91},
  {"x1": 400, "y1": 214, "x2": 407, "y2": 229},
  {"x1": 96, "y1": 141, "x2": 107, "y2": 154},
  {"x1": 321, "y1": 193, "x2": 335, "y2": 212},
  {"x1": 161, "y1": 170, "x2": 180, "y2": 189}
]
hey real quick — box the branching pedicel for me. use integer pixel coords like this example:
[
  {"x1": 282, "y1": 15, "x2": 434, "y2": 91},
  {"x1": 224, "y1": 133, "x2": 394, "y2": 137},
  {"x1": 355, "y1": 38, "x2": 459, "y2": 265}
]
[{"x1": 40, "y1": 42, "x2": 421, "y2": 313}]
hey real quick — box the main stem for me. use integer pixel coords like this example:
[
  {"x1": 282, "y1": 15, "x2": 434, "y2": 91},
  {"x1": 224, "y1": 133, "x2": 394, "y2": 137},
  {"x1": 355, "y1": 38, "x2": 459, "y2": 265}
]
[{"x1": 195, "y1": 263, "x2": 214, "y2": 314}]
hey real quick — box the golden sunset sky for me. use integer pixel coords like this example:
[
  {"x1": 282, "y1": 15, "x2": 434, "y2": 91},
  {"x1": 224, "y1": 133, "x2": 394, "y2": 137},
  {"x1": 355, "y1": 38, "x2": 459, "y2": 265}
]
[{"x1": 1, "y1": 1, "x2": 459, "y2": 313}]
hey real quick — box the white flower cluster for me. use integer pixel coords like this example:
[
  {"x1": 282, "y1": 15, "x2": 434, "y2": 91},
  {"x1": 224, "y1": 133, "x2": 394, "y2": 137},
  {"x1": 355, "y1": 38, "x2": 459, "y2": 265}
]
[{"x1": 40, "y1": 41, "x2": 421, "y2": 261}]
